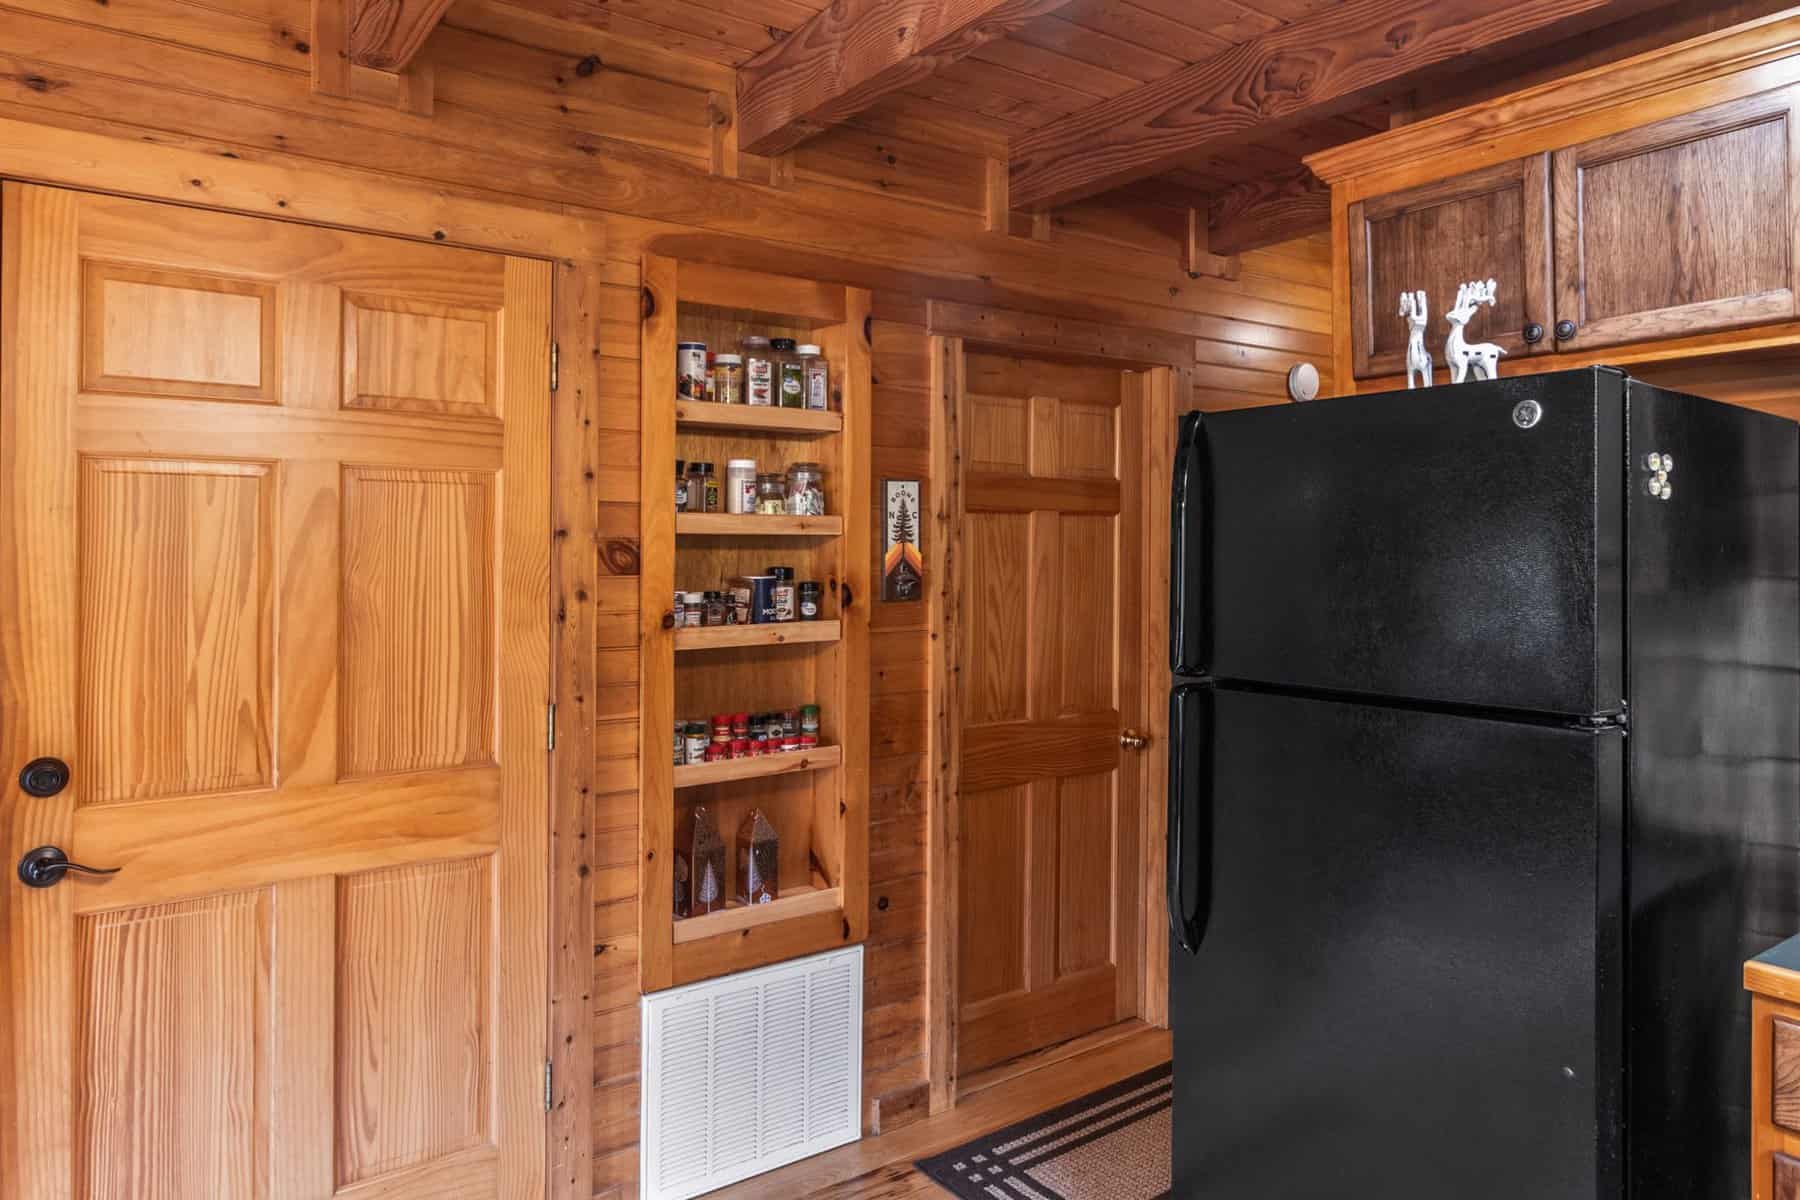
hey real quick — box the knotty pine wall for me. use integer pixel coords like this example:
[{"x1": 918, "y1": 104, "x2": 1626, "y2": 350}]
[{"x1": 0, "y1": 1, "x2": 1330, "y2": 1195}]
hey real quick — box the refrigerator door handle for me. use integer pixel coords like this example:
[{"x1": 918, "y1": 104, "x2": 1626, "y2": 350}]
[
  {"x1": 1167, "y1": 684, "x2": 1212, "y2": 955},
  {"x1": 1170, "y1": 412, "x2": 1208, "y2": 675}
]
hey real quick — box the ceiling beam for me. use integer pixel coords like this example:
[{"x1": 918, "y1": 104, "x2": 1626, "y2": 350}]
[
  {"x1": 1008, "y1": 0, "x2": 1670, "y2": 209},
  {"x1": 344, "y1": 0, "x2": 455, "y2": 72},
  {"x1": 736, "y1": 0, "x2": 1076, "y2": 158},
  {"x1": 1208, "y1": 167, "x2": 1330, "y2": 255}
]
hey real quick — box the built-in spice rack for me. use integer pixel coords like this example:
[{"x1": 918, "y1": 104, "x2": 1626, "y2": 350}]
[{"x1": 638, "y1": 255, "x2": 871, "y2": 993}]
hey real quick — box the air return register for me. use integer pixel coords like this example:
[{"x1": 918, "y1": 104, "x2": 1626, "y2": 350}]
[{"x1": 640, "y1": 945, "x2": 864, "y2": 1200}]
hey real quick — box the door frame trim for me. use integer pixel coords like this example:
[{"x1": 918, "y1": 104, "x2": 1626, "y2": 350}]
[
  {"x1": 922, "y1": 310, "x2": 1182, "y2": 1112},
  {"x1": 0, "y1": 126, "x2": 598, "y2": 1199}
]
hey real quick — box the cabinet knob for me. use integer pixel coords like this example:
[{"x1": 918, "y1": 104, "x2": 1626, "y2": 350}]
[
  {"x1": 1522, "y1": 322, "x2": 1544, "y2": 345},
  {"x1": 661, "y1": 611, "x2": 675, "y2": 631},
  {"x1": 1554, "y1": 319, "x2": 1578, "y2": 342}
]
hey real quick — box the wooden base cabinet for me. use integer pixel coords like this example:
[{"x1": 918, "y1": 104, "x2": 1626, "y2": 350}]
[
  {"x1": 1314, "y1": 17, "x2": 1800, "y2": 388},
  {"x1": 637, "y1": 254, "x2": 871, "y2": 993},
  {"x1": 1744, "y1": 942, "x2": 1800, "y2": 1200}
]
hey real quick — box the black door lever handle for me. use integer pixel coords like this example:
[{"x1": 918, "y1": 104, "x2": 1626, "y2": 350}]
[{"x1": 17, "y1": 846, "x2": 120, "y2": 889}]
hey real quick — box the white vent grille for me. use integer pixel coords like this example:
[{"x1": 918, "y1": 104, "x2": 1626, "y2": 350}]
[{"x1": 641, "y1": 946, "x2": 863, "y2": 1200}]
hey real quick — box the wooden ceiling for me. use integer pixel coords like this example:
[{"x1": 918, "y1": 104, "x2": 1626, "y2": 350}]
[{"x1": 485, "y1": 0, "x2": 1790, "y2": 252}]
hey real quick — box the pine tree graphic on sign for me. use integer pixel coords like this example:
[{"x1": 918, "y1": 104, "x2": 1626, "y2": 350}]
[{"x1": 883, "y1": 480, "x2": 923, "y2": 602}]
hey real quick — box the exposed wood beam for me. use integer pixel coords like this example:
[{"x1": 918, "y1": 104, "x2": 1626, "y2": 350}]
[
  {"x1": 1008, "y1": 0, "x2": 1672, "y2": 209},
  {"x1": 1208, "y1": 167, "x2": 1330, "y2": 255},
  {"x1": 736, "y1": 0, "x2": 1077, "y2": 158},
  {"x1": 346, "y1": 0, "x2": 455, "y2": 71}
]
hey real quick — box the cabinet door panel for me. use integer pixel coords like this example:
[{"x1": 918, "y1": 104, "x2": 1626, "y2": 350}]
[
  {"x1": 1553, "y1": 87, "x2": 1800, "y2": 351},
  {"x1": 1348, "y1": 155, "x2": 1553, "y2": 379}
]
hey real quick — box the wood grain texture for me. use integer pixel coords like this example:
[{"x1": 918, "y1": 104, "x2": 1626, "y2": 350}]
[
  {"x1": 340, "y1": 467, "x2": 497, "y2": 777},
  {"x1": 1778, "y1": 1016, "x2": 1800, "y2": 1134},
  {"x1": 926, "y1": 334, "x2": 964, "y2": 1115},
  {"x1": 1348, "y1": 154, "x2": 1552, "y2": 378},
  {"x1": 346, "y1": 0, "x2": 456, "y2": 70},
  {"x1": 1, "y1": 185, "x2": 552, "y2": 1200},
  {"x1": 76, "y1": 890, "x2": 269, "y2": 1199},
  {"x1": 336, "y1": 859, "x2": 491, "y2": 1185},
  {"x1": 950, "y1": 346, "x2": 1142, "y2": 1078},
  {"x1": 1553, "y1": 86, "x2": 1799, "y2": 351},
  {"x1": 78, "y1": 457, "x2": 274, "y2": 805},
  {"x1": 1209, "y1": 167, "x2": 1331, "y2": 255},
  {"x1": 548, "y1": 257, "x2": 602, "y2": 1200},
  {"x1": 736, "y1": 0, "x2": 1082, "y2": 157},
  {"x1": 82, "y1": 262, "x2": 277, "y2": 404},
  {"x1": 1009, "y1": 0, "x2": 1664, "y2": 208}
]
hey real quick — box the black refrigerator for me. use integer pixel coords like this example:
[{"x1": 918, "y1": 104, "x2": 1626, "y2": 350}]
[{"x1": 1167, "y1": 367, "x2": 1800, "y2": 1199}]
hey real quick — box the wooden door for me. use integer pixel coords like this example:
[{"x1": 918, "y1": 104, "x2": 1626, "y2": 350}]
[
  {"x1": 1348, "y1": 155, "x2": 1554, "y2": 379},
  {"x1": 1552, "y1": 87, "x2": 1800, "y2": 353},
  {"x1": 950, "y1": 350, "x2": 1147, "y2": 1080},
  {"x1": 0, "y1": 184, "x2": 551, "y2": 1199}
]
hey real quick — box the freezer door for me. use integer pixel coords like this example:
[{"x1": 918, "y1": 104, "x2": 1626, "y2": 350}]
[
  {"x1": 1169, "y1": 687, "x2": 1624, "y2": 1199},
  {"x1": 1175, "y1": 369, "x2": 1624, "y2": 715}
]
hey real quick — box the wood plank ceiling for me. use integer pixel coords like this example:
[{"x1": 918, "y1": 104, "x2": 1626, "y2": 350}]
[{"x1": 498, "y1": 0, "x2": 1793, "y2": 254}]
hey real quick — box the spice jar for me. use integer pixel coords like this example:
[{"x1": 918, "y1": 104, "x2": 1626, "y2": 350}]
[
  {"x1": 772, "y1": 338, "x2": 803, "y2": 408},
  {"x1": 684, "y1": 462, "x2": 706, "y2": 513},
  {"x1": 755, "y1": 473, "x2": 787, "y2": 515},
  {"x1": 680, "y1": 592, "x2": 703, "y2": 628},
  {"x1": 703, "y1": 591, "x2": 727, "y2": 626},
  {"x1": 742, "y1": 336, "x2": 774, "y2": 407},
  {"x1": 713, "y1": 354, "x2": 744, "y2": 405},
  {"x1": 684, "y1": 721, "x2": 708, "y2": 764},
  {"x1": 726, "y1": 459, "x2": 758, "y2": 515},
  {"x1": 768, "y1": 567, "x2": 796, "y2": 621},
  {"x1": 675, "y1": 460, "x2": 689, "y2": 511},
  {"x1": 800, "y1": 704, "x2": 820, "y2": 736},
  {"x1": 700, "y1": 462, "x2": 721, "y2": 513},
  {"x1": 677, "y1": 342, "x2": 708, "y2": 402},
  {"x1": 785, "y1": 462, "x2": 825, "y2": 516},
  {"x1": 798, "y1": 581, "x2": 822, "y2": 620},
  {"x1": 796, "y1": 344, "x2": 829, "y2": 411}
]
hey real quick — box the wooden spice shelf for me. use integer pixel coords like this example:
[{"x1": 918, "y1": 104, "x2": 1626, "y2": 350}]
[
  {"x1": 676, "y1": 401, "x2": 843, "y2": 435},
  {"x1": 673, "y1": 745, "x2": 843, "y2": 789},
  {"x1": 673, "y1": 885, "x2": 842, "y2": 945},
  {"x1": 674, "y1": 620, "x2": 841, "y2": 651},
  {"x1": 676, "y1": 513, "x2": 844, "y2": 537}
]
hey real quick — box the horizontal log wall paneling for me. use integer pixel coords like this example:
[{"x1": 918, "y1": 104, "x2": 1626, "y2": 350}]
[{"x1": 0, "y1": 3, "x2": 1332, "y2": 1196}]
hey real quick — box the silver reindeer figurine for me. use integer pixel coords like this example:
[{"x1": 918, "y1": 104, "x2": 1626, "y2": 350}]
[
  {"x1": 1399, "y1": 289, "x2": 1432, "y2": 388},
  {"x1": 1444, "y1": 278, "x2": 1505, "y2": 383}
]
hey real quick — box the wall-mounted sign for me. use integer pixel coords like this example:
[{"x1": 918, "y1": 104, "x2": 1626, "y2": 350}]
[{"x1": 882, "y1": 479, "x2": 923, "y2": 603}]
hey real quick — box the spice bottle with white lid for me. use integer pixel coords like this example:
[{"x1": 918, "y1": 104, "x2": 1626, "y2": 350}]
[
  {"x1": 796, "y1": 344, "x2": 829, "y2": 411},
  {"x1": 726, "y1": 459, "x2": 758, "y2": 514}
]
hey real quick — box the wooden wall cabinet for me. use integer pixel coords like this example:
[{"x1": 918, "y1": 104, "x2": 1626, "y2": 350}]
[
  {"x1": 1553, "y1": 87, "x2": 1800, "y2": 353},
  {"x1": 637, "y1": 255, "x2": 871, "y2": 993},
  {"x1": 1348, "y1": 155, "x2": 1553, "y2": 378},
  {"x1": 1315, "y1": 21, "x2": 1800, "y2": 388}
]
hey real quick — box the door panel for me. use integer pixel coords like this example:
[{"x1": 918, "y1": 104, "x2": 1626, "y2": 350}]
[
  {"x1": 1347, "y1": 155, "x2": 1554, "y2": 379},
  {"x1": 1553, "y1": 87, "x2": 1800, "y2": 351},
  {"x1": 953, "y1": 353, "x2": 1146, "y2": 1080},
  {"x1": 1177, "y1": 370, "x2": 1624, "y2": 715},
  {"x1": 1169, "y1": 686, "x2": 1622, "y2": 1199},
  {"x1": 0, "y1": 184, "x2": 551, "y2": 1200}
]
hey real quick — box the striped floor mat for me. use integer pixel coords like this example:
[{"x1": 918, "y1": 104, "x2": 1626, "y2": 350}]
[{"x1": 915, "y1": 1063, "x2": 1172, "y2": 1200}]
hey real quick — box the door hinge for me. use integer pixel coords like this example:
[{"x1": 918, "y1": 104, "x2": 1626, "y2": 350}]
[
  {"x1": 547, "y1": 702, "x2": 557, "y2": 751},
  {"x1": 544, "y1": 1060, "x2": 553, "y2": 1112},
  {"x1": 550, "y1": 341, "x2": 559, "y2": 392}
]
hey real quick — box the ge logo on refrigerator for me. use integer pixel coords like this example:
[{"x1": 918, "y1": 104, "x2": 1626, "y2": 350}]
[{"x1": 1512, "y1": 400, "x2": 1543, "y2": 429}]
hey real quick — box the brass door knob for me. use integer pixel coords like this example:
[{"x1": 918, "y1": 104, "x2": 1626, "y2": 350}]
[{"x1": 1120, "y1": 729, "x2": 1150, "y2": 750}]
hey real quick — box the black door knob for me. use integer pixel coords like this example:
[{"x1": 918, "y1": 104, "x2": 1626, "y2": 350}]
[
  {"x1": 1522, "y1": 322, "x2": 1545, "y2": 345},
  {"x1": 1555, "y1": 319, "x2": 1578, "y2": 341},
  {"x1": 18, "y1": 757, "x2": 69, "y2": 798},
  {"x1": 17, "y1": 846, "x2": 120, "y2": 889}
]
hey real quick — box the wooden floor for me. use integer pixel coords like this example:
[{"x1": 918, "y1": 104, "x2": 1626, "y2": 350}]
[{"x1": 708, "y1": 1022, "x2": 1172, "y2": 1200}]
